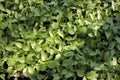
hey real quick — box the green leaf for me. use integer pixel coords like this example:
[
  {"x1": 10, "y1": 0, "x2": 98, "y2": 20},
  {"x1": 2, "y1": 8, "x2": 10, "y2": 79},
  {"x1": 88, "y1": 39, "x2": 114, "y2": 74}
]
[
  {"x1": 41, "y1": 51, "x2": 48, "y2": 61},
  {"x1": 0, "y1": 13, "x2": 3, "y2": 21},
  {"x1": 54, "y1": 37, "x2": 62, "y2": 44},
  {"x1": 34, "y1": 8, "x2": 41, "y2": 16},
  {"x1": 35, "y1": 64, "x2": 46, "y2": 71},
  {"x1": 53, "y1": 74, "x2": 61, "y2": 80},
  {"x1": 97, "y1": 10, "x2": 102, "y2": 20},
  {"x1": 7, "y1": 66, "x2": 14, "y2": 73},
  {"x1": 86, "y1": 71, "x2": 98, "y2": 80},
  {"x1": 104, "y1": 52, "x2": 111, "y2": 62},
  {"x1": 64, "y1": 51, "x2": 74, "y2": 57},
  {"x1": 51, "y1": 22, "x2": 59, "y2": 29},
  {"x1": 8, "y1": 57, "x2": 17, "y2": 66},
  {"x1": 18, "y1": 57, "x2": 25, "y2": 63},
  {"x1": 15, "y1": 63, "x2": 25, "y2": 71},
  {"x1": 0, "y1": 0, "x2": 5, "y2": 2},
  {"x1": 68, "y1": 28, "x2": 75, "y2": 35},
  {"x1": 19, "y1": 3, "x2": 23, "y2": 10},
  {"x1": 26, "y1": 53, "x2": 35, "y2": 60},
  {"x1": 79, "y1": 27, "x2": 87, "y2": 34},
  {"x1": 55, "y1": 53, "x2": 61, "y2": 60},
  {"x1": 102, "y1": 24, "x2": 109, "y2": 30},
  {"x1": 77, "y1": 69, "x2": 84, "y2": 77},
  {"x1": 117, "y1": 44, "x2": 120, "y2": 50},
  {"x1": 62, "y1": 58, "x2": 77, "y2": 67},
  {"x1": 62, "y1": 69, "x2": 74, "y2": 78},
  {"x1": 48, "y1": 60, "x2": 60, "y2": 68},
  {"x1": 15, "y1": 0, "x2": 19, "y2": 4},
  {"x1": 65, "y1": 72, "x2": 74, "y2": 78},
  {"x1": 24, "y1": 32, "x2": 36, "y2": 39},
  {"x1": 27, "y1": 67, "x2": 35, "y2": 75},
  {"x1": 108, "y1": 41, "x2": 115, "y2": 49},
  {"x1": 110, "y1": 57, "x2": 117, "y2": 66},
  {"x1": 0, "y1": 3, "x2": 5, "y2": 11},
  {"x1": 15, "y1": 42, "x2": 22, "y2": 48},
  {"x1": 94, "y1": 64, "x2": 104, "y2": 70},
  {"x1": 115, "y1": 37, "x2": 120, "y2": 44},
  {"x1": 49, "y1": 30, "x2": 54, "y2": 37},
  {"x1": 0, "y1": 22, "x2": 8, "y2": 29},
  {"x1": 23, "y1": 68, "x2": 29, "y2": 77},
  {"x1": 112, "y1": 1, "x2": 115, "y2": 11},
  {"x1": 57, "y1": 29, "x2": 64, "y2": 38},
  {"x1": 22, "y1": 45, "x2": 29, "y2": 51},
  {"x1": 0, "y1": 74, "x2": 5, "y2": 80},
  {"x1": 5, "y1": 46, "x2": 14, "y2": 51}
]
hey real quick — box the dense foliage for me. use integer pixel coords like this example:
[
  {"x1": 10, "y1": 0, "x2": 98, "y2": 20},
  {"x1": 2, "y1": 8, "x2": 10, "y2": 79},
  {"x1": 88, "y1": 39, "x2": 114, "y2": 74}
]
[{"x1": 0, "y1": 0, "x2": 120, "y2": 80}]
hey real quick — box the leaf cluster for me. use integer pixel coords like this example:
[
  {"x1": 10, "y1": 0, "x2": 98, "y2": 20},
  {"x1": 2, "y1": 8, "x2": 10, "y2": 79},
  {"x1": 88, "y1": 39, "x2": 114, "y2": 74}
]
[{"x1": 0, "y1": 0, "x2": 120, "y2": 80}]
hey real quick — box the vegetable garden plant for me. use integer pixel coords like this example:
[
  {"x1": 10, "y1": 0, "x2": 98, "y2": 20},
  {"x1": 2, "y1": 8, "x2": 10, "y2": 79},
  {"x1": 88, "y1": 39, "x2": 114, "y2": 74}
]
[{"x1": 0, "y1": 0, "x2": 120, "y2": 80}]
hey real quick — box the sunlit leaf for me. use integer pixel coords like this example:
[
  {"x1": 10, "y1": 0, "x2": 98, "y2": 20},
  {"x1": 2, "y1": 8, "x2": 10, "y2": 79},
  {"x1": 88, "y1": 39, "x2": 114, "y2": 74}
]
[
  {"x1": 15, "y1": 42, "x2": 22, "y2": 48},
  {"x1": 86, "y1": 71, "x2": 98, "y2": 80}
]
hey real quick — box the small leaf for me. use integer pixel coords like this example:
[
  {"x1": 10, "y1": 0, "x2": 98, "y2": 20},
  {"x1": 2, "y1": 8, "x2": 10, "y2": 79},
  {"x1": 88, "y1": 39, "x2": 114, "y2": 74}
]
[
  {"x1": 19, "y1": 3, "x2": 23, "y2": 10},
  {"x1": 62, "y1": 69, "x2": 74, "y2": 78},
  {"x1": 112, "y1": 1, "x2": 115, "y2": 11},
  {"x1": 110, "y1": 57, "x2": 117, "y2": 66},
  {"x1": 52, "y1": 22, "x2": 59, "y2": 29},
  {"x1": 15, "y1": 64, "x2": 25, "y2": 71},
  {"x1": 0, "y1": 13, "x2": 3, "y2": 21},
  {"x1": 64, "y1": 51, "x2": 74, "y2": 57},
  {"x1": 90, "y1": 13, "x2": 94, "y2": 20},
  {"x1": 102, "y1": 24, "x2": 109, "y2": 30},
  {"x1": 8, "y1": 57, "x2": 17, "y2": 66},
  {"x1": 22, "y1": 45, "x2": 29, "y2": 51},
  {"x1": 18, "y1": 57, "x2": 25, "y2": 63},
  {"x1": 49, "y1": 30, "x2": 54, "y2": 37},
  {"x1": 77, "y1": 69, "x2": 84, "y2": 77},
  {"x1": 97, "y1": 10, "x2": 101, "y2": 20},
  {"x1": 35, "y1": 64, "x2": 46, "y2": 71},
  {"x1": 0, "y1": 4, "x2": 5, "y2": 11},
  {"x1": 68, "y1": 28, "x2": 75, "y2": 35},
  {"x1": 41, "y1": 51, "x2": 48, "y2": 61},
  {"x1": 0, "y1": 22, "x2": 8, "y2": 29},
  {"x1": 55, "y1": 53, "x2": 61, "y2": 60},
  {"x1": 15, "y1": 42, "x2": 22, "y2": 48},
  {"x1": 5, "y1": 45, "x2": 14, "y2": 51},
  {"x1": 26, "y1": 53, "x2": 34, "y2": 60},
  {"x1": 34, "y1": 9, "x2": 40, "y2": 16},
  {"x1": 57, "y1": 29, "x2": 64, "y2": 38},
  {"x1": 115, "y1": 37, "x2": 120, "y2": 44},
  {"x1": 27, "y1": 67, "x2": 35, "y2": 75},
  {"x1": 54, "y1": 37, "x2": 62, "y2": 44},
  {"x1": 117, "y1": 44, "x2": 120, "y2": 50},
  {"x1": 65, "y1": 72, "x2": 74, "y2": 78},
  {"x1": 108, "y1": 41, "x2": 115, "y2": 49},
  {"x1": 94, "y1": 64, "x2": 104, "y2": 70},
  {"x1": 23, "y1": 68, "x2": 29, "y2": 77},
  {"x1": 104, "y1": 52, "x2": 111, "y2": 62},
  {"x1": 86, "y1": 71, "x2": 98, "y2": 80},
  {"x1": 53, "y1": 74, "x2": 60, "y2": 80},
  {"x1": 15, "y1": 0, "x2": 19, "y2": 4},
  {"x1": 79, "y1": 27, "x2": 87, "y2": 34},
  {"x1": 7, "y1": 67, "x2": 13, "y2": 73},
  {"x1": 48, "y1": 61, "x2": 60, "y2": 68}
]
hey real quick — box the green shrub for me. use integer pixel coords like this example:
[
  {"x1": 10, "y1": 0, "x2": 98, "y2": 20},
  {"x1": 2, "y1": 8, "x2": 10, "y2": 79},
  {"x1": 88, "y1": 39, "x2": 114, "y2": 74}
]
[{"x1": 0, "y1": 0, "x2": 120, "y2": 80}]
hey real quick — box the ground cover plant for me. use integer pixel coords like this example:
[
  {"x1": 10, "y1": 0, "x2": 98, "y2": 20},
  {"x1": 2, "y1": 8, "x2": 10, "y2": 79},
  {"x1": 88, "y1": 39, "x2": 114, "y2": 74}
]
[{"x1": 0, "y1": 0, "x2": 120, "y2": 80}]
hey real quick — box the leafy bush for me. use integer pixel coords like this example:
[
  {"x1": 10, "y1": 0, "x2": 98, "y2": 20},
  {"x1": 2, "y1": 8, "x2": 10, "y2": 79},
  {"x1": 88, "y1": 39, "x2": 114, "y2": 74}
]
[{"x1": 0, "y1": 0, "x2": 120, "y2": 80}]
